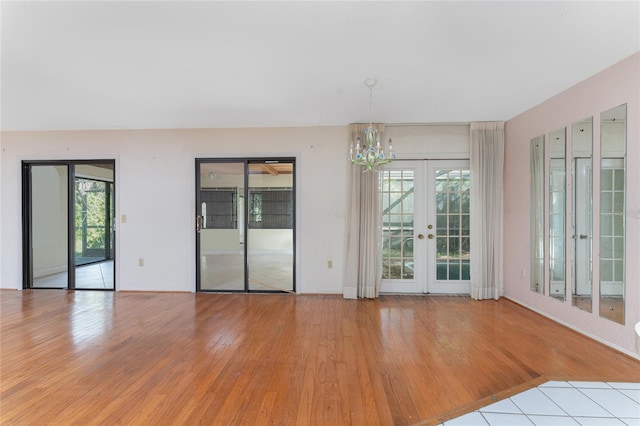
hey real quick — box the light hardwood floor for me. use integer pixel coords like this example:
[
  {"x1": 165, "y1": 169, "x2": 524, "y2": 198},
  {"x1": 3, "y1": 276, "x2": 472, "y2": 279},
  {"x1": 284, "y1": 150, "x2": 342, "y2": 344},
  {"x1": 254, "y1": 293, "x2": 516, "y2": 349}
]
[{"x1": 1, "y1": 290, "x2": 638, "y2": 425}]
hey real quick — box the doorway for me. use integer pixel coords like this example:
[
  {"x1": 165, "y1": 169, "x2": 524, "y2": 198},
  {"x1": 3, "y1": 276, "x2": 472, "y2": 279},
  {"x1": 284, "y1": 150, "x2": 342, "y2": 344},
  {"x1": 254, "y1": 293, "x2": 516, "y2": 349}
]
[
  {"x1": 196, "y1": 158, "x2": 295, "y2": 293},
  {"x1": 380, "y1": 160, "x2": 470, "y2": 294},
  {"x1": 22, "y1": 161, "x2": 115, "y2": 290}
]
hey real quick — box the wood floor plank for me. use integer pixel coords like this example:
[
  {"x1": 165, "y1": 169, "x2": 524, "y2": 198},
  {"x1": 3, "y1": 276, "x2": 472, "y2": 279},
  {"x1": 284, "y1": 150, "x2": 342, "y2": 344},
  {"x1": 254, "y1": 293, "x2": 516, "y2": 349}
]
[{"x1": 1, "y1": 290, "x2": 639, "y2": 425}]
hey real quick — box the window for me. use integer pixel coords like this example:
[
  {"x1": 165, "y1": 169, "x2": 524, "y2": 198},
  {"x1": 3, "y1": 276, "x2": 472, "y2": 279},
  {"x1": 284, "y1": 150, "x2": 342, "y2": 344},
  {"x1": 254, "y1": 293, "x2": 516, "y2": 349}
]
[
  {"x1": 201, "y1": 188, "x2": 237, "y2": 229},
  {"x1": 248, "y1": 188, "x2": 293, "y2": 229}
]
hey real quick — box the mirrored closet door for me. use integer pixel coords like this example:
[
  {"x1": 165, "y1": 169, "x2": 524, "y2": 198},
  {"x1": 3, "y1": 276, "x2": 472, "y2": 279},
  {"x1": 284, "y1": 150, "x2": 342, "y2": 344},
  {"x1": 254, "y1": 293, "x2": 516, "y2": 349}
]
[
  {"x1": 530, "y1": 135, "x2": 545, "y2": 294},
  {"x1": 549, "y1": 128, "x2": 566, "y2": 301},
  {"x1": 599, "y1": 104, "x2": 626, "y2": 324},
  {"x1": 571, "y1": 117, "x2": 593, "y2": 312},
  {"x1": 529, "y1": 107, "x2": 628, "y2": 325}
]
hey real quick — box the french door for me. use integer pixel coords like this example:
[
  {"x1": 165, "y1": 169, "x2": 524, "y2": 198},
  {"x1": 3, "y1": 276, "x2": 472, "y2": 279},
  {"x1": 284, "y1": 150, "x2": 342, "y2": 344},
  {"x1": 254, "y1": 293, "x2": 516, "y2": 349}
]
[
  {"x1": 380, "y1": 160, "x2": 470, "y2": 294},
  {"x1": 22, "y1": 161, "x2": 115, "y2": 290},
  {"x1": 196, "y1": 158, "x2": 295, "y2": 293}
]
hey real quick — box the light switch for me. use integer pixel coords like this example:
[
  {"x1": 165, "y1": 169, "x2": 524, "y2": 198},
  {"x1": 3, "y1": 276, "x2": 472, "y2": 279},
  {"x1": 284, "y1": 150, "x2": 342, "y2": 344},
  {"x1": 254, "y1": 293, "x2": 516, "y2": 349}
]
[{"x1": 121, "y1": 214, "x2": 127, "y2": 223}]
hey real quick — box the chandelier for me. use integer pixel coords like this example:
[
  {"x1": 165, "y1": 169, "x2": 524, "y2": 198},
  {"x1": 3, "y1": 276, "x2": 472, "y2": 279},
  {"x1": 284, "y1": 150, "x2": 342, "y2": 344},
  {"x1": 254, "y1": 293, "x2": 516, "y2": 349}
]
[{"x1": 349, "y1": 78, "x2": 395, "y2": 172}]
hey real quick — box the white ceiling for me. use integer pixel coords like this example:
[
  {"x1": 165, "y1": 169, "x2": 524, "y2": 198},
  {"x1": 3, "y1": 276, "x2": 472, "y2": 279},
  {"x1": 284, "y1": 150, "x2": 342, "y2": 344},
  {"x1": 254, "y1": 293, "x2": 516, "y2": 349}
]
[{"x1": 1, "y1": 1, "x2": 638, "y2": 131}]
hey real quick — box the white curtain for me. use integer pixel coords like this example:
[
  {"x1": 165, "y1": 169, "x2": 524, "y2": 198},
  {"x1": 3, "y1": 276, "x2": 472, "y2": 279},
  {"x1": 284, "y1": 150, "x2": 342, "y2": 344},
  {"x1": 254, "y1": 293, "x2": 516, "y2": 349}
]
[
  {"x1": 470, "y1": 122, "x2": 505, "y2": 300},
  {"x1": 345, "y1": 123, "x2": 384, "y2": 299}
]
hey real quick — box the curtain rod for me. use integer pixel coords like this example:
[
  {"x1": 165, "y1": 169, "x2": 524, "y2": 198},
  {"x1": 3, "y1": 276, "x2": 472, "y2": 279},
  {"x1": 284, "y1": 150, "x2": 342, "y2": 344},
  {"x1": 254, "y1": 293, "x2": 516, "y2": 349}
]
[{"x1": 384, "y1": 122, "x2": 470, "y2": 127}]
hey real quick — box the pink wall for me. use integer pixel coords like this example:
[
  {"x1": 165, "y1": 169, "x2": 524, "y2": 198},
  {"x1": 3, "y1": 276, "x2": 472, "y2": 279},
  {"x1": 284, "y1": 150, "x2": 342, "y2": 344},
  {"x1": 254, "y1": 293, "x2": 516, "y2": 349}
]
[{"x1": 504, "y1": 52, "x2": 639, "y2": 356}]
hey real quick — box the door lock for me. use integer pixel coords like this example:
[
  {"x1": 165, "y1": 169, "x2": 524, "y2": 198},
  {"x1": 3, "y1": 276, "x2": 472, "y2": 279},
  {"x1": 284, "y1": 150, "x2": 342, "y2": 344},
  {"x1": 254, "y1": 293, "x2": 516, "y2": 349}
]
[
  {"x1": 428, "y1": 234, "x2": 434, "y2": 239},
  {"x1": 418, "y1": 234, "x2": 425, "y2": 239}
]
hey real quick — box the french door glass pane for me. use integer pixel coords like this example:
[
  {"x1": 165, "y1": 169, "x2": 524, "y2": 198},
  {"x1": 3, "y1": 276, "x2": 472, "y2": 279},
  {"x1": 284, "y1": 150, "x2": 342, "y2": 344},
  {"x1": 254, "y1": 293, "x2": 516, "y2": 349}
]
[
  {"x1": 435, "y1": 169, "x2": 471, "y2": 282},
  {"x1": 199, "y1": 162, "x2": 245, "y2": 291},
  {"x1": 31, "y1": 165, "x2": 68, "y2": 288},
  {"x1": 247, "y1": 162, "x2": 294, "y2": 292},
  {"x1": 381, "y1": 170, "x2": 415, "y2": 280}
]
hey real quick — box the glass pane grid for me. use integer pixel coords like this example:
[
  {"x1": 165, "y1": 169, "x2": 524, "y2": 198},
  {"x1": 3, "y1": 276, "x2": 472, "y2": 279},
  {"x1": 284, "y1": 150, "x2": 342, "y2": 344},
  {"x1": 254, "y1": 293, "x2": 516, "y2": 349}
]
[
  {"x1": 599, "y1": 167, "x2": 625, "y2": 284},
  {"x1": 382, "y1": 170, "x2": 414, "y2": 280},
  {"x1": 435, "y1": 169, "x2": 470, "y2": 282}
]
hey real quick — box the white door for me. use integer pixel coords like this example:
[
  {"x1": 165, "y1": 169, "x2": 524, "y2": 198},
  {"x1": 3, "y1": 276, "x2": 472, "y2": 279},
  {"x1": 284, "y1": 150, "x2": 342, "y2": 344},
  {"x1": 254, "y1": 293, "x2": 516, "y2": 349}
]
[{"x1": 380, "y1": 160, "x2": 471, "y2": 294}]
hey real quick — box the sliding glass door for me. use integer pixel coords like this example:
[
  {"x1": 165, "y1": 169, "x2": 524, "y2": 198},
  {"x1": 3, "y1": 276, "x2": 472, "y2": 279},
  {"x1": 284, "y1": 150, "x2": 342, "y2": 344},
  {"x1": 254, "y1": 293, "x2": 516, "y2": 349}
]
[
  {"x1": 197, "y1": 161, "x2": 246, "y2": 291},
  {"x1": 196, "y1": 158, "x2": 295, "y2": 293},
  {"x1": 27, "y1": 164, "x2": 69, "y2": 288},
  {"x1": 23, "y1": 161, "x2": 115, "y2": 290},
  {"x1": 247, "y1": 162, "x2": 294, "y2": 291}
]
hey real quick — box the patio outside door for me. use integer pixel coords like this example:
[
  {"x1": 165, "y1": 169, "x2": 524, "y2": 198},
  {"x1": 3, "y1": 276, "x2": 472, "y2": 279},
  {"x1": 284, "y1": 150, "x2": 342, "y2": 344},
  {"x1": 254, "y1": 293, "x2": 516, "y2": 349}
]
[{"x1": 380, "y1": 160, "x2": 470, "y2": 294}]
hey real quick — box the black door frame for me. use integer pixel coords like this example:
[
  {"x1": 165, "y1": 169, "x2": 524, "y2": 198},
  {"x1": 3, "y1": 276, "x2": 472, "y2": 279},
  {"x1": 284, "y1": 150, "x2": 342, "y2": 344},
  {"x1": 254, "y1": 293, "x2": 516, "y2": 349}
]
[
  {"x1": 195, "y1": 157, "x2": 296, "y2": 293},
  {"x1": 22, "y1": 159, "x2": 116, "y2": 291}
]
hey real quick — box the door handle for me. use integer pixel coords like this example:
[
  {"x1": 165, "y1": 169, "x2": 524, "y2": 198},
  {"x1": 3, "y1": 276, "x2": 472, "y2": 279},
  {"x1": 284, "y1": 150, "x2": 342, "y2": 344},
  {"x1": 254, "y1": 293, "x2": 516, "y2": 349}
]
[
  {"x1": 428, "y1": 234, "x2": 434, "y2": 239},
  {"x1": 196, "y1": 215, "x2": 202, "y2": 233},
  {"x1": 579, "y1": 234, "x2": 588, "y2": 239},
  {"x1": 418, "y1": 234, "x2": 424, "y2": 239}
]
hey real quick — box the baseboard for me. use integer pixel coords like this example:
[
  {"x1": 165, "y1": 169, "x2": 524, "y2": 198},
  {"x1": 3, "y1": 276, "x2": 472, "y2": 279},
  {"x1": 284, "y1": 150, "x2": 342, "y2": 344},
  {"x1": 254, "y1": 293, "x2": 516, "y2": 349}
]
[
  {"x1": 504, "y1": 295, "x2": 640, "y2": 361},
  {"x1": 343, "y1": 286, "x2": 357, "y2": 299},
  {"x1": 118, "y1": 290, "x2": 193, "y2": 294}
]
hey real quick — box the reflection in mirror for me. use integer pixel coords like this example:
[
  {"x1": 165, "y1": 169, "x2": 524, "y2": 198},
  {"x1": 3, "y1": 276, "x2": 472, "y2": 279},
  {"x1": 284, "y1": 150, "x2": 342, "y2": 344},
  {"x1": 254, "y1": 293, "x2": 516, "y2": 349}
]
[
  {"x1": 571, "y1": 117, "x2": 593, "y2": 312},
  {"x1": 600, "y1": 104, "x2": 626, "y2": 324},
  {"x1": 530, "y1": 135, "x2": 545, "y2": 294},
  {"x1": 549, "y1": 128, "x2": 566, "y2": 301},
  {"x1": 31, "y1": 165, "x2": 69, "y2": 288}
]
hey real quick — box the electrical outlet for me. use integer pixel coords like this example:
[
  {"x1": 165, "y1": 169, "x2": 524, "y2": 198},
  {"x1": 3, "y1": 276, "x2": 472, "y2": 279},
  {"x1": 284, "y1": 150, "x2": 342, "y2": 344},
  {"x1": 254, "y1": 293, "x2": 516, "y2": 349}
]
[
  {"x1": 520, "y1": 268, "x2": 526, "y2": 279},
  {"x1": 121, "y1": 214, "x2": 127, "y2": 223}
]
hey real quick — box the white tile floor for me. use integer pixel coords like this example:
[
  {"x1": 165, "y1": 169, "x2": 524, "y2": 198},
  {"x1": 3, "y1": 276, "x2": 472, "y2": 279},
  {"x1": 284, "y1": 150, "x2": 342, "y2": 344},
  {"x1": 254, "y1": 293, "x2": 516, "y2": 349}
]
[{"x1": 440, "y1": 381, "x2": 640, "y2": 426}]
